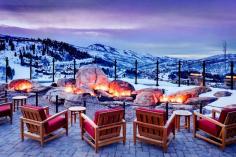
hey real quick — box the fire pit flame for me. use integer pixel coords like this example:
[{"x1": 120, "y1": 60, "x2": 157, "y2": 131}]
[
  {"x1": 64, "y1": 85, "x2": 83, "y2": 94},
  {"x1": 160, "y1": 95, "x2": 187, "y2": 104},
  {"x1": 108, "y1": 88, "x2": 132, "y2": 97},
  {"x1": 93, "y1": 84, "x2": 109, "y2": 91},
  {"x1": 9, "y1": 79, "x2": 32, "y2": 92}
]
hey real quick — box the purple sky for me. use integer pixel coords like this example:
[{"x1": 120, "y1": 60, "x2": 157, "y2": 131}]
[{"x1": 0, "y1": 0, "x2": 236, "y2": 58}]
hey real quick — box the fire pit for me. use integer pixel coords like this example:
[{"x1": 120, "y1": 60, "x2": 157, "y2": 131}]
[
  {"x1": 64, "y1": 85, "x2": 84, "y2": 94},
  {"x1": 108, "y1": 80, "x2": 135, "y2": 97},
  {"x1": 160, "y1": 94, "x2": 191, "y2": 104},
  {"x1": 8, "y1": 79, "x2": 33, "y2": 92}
]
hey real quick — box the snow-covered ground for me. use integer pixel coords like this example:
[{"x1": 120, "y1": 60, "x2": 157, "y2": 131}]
[
  {"x1": 122, "y1": 78, "x2": 236, "y2": 112},
  {"x1": 1, "y1": 59, "x2": 235, "y2": 113}
]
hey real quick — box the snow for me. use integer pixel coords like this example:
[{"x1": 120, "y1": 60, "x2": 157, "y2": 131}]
[
  {"x1": 120, "y1": 78, "x2": 236, "y2": 112},
  {"x1": 11, "y1": 63, "x2": 30, "y2": 80},
  {"x1": 0, "y1": 37, "x2": 236, "y2": 113},
  {"x1": 120, "y1": 78, "x2": 194, "y2": 94},
  {"x1": 1, "y1": 53, "x2": 235, "y2": 112},
  {"x1": 199, "y1": 88, "x2": 236, "y2": 111}
]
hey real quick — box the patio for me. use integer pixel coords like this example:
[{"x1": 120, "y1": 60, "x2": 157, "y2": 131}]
[{"x1": 0, "y1": 95, "x2": 235, "y2": 157}]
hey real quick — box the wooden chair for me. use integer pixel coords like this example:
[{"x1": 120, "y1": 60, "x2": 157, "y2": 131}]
[
  {"x1": 80, "y1": 108, "x2": 126, "y2": 153},
  {"x1": 0, "y1": 91, "x2": 7, "y2": 104},
  {"x1": 193, "y1": 108, "x2": 236, "y2": 149},
  {"x1": 133, "y1": 107, "x2": 175, "y2": 152},
  {"x1": 20, "y1": 105, "x2": 68, "y2": 146},
  {"x1": 0, "y1": 100, "x2": 13, "y2": 124}
]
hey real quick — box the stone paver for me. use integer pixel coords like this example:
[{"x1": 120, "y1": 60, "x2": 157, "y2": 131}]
[{"x1": 0, "y1": 95, "x2": 236, "y2": 157}]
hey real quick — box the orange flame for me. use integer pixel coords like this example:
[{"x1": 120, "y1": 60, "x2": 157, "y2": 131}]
[
  {"x1": 109, "y1": 88, "x2": 131, "y2": 97},
  {"x1": 64, "y1": 85, "x2": 83, "y2": 94},
  {"x1": 93, "y1": 84, "x2": 109, "y2": 91},
  {"x1": 160, "y1": 95, "x2": 188, "y2": 103},
  {"x1": 9, "y1": 80, "x2": 32, "y2": 92},
  {"x1": 160, "y1": 95, "x2": 169, "y2": 102}
]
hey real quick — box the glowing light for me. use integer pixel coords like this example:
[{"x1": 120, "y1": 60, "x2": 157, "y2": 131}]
[
  {"x1": 160, "y1": 95, "x2": 169, "y2": 102},
  {"x1": 93, "y1": 84, "x2": 109, "y2": 91},
  {"x1": 225, "y1": 76, "x2": 236, "y2": 79},
  {"x1": 9, "y1": 80, "x2": 32, "y2": 92},
  {"x1": 160, "y1": 94, "x2": 189, "y2": 104},
  {"x1": 64, "y1": 85, "x2": 83, "y2": 94},
  {"x1": 190, "y1": 73, "x2": 202, "y2": 77}
]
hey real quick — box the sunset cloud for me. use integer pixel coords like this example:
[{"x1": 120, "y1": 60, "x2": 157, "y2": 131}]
[{"x1": 0, "y1": 0, "x2": 236, "y2": 58}]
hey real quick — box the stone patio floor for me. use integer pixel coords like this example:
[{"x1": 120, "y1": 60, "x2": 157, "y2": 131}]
[{"x1": 0, "y1": 95, "x2": 236, "y2": 157}]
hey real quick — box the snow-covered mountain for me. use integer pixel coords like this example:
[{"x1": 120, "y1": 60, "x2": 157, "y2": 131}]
[
  {"x1": 0, "y1": 34, "x2": 235, "y2": 82},
  {"x1": 77, "y1": 43, "x2": 156, "y2": 68}
]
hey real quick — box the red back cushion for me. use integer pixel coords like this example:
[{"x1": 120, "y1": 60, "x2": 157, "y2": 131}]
[
  {"x1": 93, "y1": 107, "x2": 124, "y2": 125},
  {"x1": 218, "y1": 108, "x2": 236, "y2": 124},
  {"x1": 21, "y1": 105, "x2": 47, "y2": 121},
  {"x1": 136, "y1": 107, "x2": 166, "y2": 124}
]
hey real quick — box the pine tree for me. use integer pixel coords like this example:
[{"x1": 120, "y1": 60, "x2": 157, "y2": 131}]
[
  {"x1": 9, "y1": 39, "x2": 15, "y2": 51},
  {"x1": 19, "y1": 52, "x2": 24, "y2": 65},
  {"x1": 32, "y1": 44, "x2": 36, "y2": 54}
]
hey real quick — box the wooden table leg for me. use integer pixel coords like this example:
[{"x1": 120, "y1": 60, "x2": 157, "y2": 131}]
[
  {"x1": 13, "y1": 100, "x2": 15, "y2": 112},
  {"x1": 185, "y1": 116, "x2": 187, "y2": 129},
  {"x1": 175, "y1": 115, "x2": 180, "y2": 131},
  {"x1": 74, "y1": 112, "x2": 76, "y2": 123},
  {"x1": 16, "y1": 100, "x2": 18, "y2": 110},
  {"x1": 70, "y1": 111, "x2": 73, "y2": 126},
  {"x1": 178, "y1": 116, "x2": 180, "y2": 131},
  {"x1": 17, "y1": 100, "x2": 20, "y2": 110},
  {"x1": 79, "y1": 111, "x2": 82, "y2": 128},
  {"x1": 188, "y1": 116, "x2": 190, "y2": 132},
  {"x1": 24, "y1": 98, "x2": 26, "y2": 105},
  {"x1": 21, "y1": 99, "x2": 23, "y2": 108}
]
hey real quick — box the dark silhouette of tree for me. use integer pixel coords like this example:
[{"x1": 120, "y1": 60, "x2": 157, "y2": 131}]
[
  {"x1": 0, "y1": 40, "x2": 5, "y2": 50},
  {"x1": 31, "y1": 44, "x2": 36, "y2": 54},
  {"x1": 19, "y1": 52, "x2": 24, "y2": 65},
  {"x1": 9, "y1": 39, "x2": 15, "y2": 51}
]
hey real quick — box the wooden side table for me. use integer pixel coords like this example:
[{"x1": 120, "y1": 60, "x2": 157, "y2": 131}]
[
  {"x1": 68, "y1": 106, "x2": 86, "y2": 126},
  {"x1": 173, "y1": 110, "x2": 192, "y2": 132},
  {"x1": 12, "y1": 96, "x2": 27, "y2": 112}
]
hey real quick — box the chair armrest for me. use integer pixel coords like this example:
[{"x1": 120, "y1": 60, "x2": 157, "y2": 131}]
[
  {"x1": 0, "y1": 102, "x2": 12, "y2": 106},
  {"x1": 0, "y1": 97, "x2": 7, "y2": 102},
  {"x1": 42, "y1": 110, "x2": 68, "y2": 123},
  {"x1": 20, "y1": 117, "x2": 42, "y2": 126},
  {"x1": 164, "y1": 113, "x2": 175, "y2": 129},
  {"x1": 194, "y1": 111, "x2": 225, "y2": 128},
  {"x1": 42, "y1": 106, "x2": 49, "y2": 115},
  {"x1": 225, "y1": 123, "x2": 236, "y2": 129},
  {"x1": 80, "y1": 113, "x2": 98, "y2": 129},
  {"x1": 212, "y1": 109, "x2": 221, "y2": 119}
]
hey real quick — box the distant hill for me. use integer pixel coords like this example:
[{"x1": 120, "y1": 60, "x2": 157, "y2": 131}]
[{"x1": 0, "y1": 34, "x2": 235, "y2": 81}]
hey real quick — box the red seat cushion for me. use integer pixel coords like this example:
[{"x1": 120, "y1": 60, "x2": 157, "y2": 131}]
[
  {"x1": 197, "y1": 119, "x2": 219, "y2": 137},
  {"x1": 218, "y1": 108, "x2": 236, "y2": 124},
  {"x1": 22, "y1": 105, "x2": 47, "y2": 121},
  {"x1": 0, "y1": 104, "x2": 11, "y2": 116},
  {"x1": 45, "y1": 116, "x2": 66, "y2": 133},
  {"x1": 84, "y1": 120, "x2": 95, "y2": 138}
]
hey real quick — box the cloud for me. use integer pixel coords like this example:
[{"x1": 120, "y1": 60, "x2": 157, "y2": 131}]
[{"x1": 0, "y1": 0, "x2": 236, "y2": 57}]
